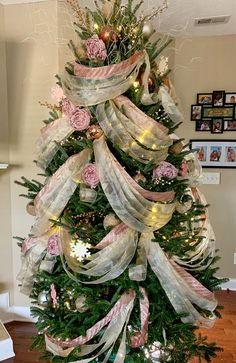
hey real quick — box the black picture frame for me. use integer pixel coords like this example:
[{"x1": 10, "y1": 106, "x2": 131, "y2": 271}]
[
  {"x1": 190, "y1": 139, "x2": 236, "y2": 168},
  {"x1": 195, "y1": 120, "x2": 211, "y2": 131},
  {"x1": 202, "y1": 105, "x2": 234, "y2": 120},
  {"x1": 197, "y1": 93, "x2": 213, "y2": 105},
  {"x1": 191, "y1": 104, "x2": 202, "y2": 121},
  {"x1": 211, "y1": 118, "x2": 224, "y2": 134},
  {"x1": 225, "y1": 93, "x2": 236, "y2": 105},
  {"x1": 212, "y1": 90, "x2": 225, "y2": 107}
]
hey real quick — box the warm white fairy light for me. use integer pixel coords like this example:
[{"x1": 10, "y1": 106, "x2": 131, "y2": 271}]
[{"x1": 70, "y1": 239, "x2": 91, "y2": 262}]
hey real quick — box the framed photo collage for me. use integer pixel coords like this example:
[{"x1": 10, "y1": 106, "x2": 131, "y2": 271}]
[{"x1": 191, "y1": 90, "x2": 236, "y2": 133}]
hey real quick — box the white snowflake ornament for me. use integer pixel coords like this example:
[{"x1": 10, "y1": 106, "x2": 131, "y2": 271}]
[{"x1": 70, "y1": 239, "x2": 91, "y2": 262}]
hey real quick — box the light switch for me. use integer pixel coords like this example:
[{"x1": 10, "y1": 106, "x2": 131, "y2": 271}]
[{"x1": 202, "y1": 172, "x2": 220, "y2": 185}]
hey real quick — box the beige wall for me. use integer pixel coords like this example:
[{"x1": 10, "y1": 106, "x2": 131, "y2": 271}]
[
  {"x1": 0, "y1": 4, "x2": 13, "y2": 295},
  {"x1": 174, "y1": 35, "x2": 236, "y2": 279},
  {"x1": 3, "y1": 0, "x2": 59, "y2": 306}
]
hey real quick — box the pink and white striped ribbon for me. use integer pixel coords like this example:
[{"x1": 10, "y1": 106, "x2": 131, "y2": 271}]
[
  {"x1": 170, "y1": 260, "x2": 215, "y2": 301},
  {"x1": 74, "y1": 51, "x2": 145, "y2": 79},
  {"x1": 47, "y1": 290, "x2": 136, "y2": 348},
  {"x1": 95, "y1": 223, "x2": 128, "y2": 250},
  {"x1": 130, "y1": 287, "x2": 149, "y2": 348}
]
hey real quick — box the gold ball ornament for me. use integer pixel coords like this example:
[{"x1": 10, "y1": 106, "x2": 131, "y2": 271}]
[
  {"x1": 26, "y1": 202, "x2": 36, "y2": 216},
  {"x1": 75, "y1": 295, "x2": 89, "y2": 313},
  {"x1": 99, "y1": 25, "x2": 118, "y2": 43},
  {"x1": 133, "y1": 171, "x2": 147, "y2": 184},
  {"x1": 142, "y1": 21, "x2": 154, "y2": 39},
  {"x1": 87, "y1": 125, "x2": 103, "y2": 140}
]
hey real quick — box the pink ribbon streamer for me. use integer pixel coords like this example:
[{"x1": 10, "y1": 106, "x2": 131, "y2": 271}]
[
  {"x1": 170, "y1": 260, "x2": 215, "y2": 301},
  {"x1": 47, "y1": 290, "x2": 136, "y2": 348},
  {"x1": 130, "y1": 287, "x2": 149, "y2": 348},
  {"x1": 96, "y1": 223, "x2": 128, "y2": 250},
  {"x1": 21, "y1": 237, "x2": 38, "y2": 254},
  {"x1": 74, "y1": 51, "x2": 145, "y2": 79}
]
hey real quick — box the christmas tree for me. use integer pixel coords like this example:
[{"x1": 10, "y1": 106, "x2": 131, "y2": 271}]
[{"x1": 16, "y1": 0, "x2": 225, "y2": 362}]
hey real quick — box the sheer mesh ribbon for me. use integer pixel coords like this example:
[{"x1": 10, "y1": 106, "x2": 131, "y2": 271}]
[
  {"x1": 96, "y1": 95, "x2": 172, "y2": 164},
  {"x1": 93, "y1": 136, "x2": 175, "y2": 232},
  {"x1": 35, "y1": 116, "x2": 74, "y2": 170},
  {"x1": 61, "y1": 51, "x2": 145, "y2": 106},
  {"x1": 32, "y1": 148, "x2": 91, "y2": 236},
  {"x1": 143, "y1": 233, "x2": 217, "y2": 327}
]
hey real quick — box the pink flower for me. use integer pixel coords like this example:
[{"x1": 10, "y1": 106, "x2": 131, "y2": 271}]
[
  {"x1": 84, "y1": 34, "x2": 107, "y2": 61},
  {"x1": 153, "y1": 161, "x2": 178, "y2": 180},
  {"x1": 50, "y1": 284, "x2": 58, "y2": 305},
  {"x1": 62, "y1": 98, "x2": 76, "y2": 117},
  {"x1": 82, "y1": 163, "x2": 100, "y2": 188},
  {"x1": 51, "y1": 85, "x2": 65, "y2": 102},
  {"x1": 70, "y1": 108, "x2": 91, "y2": 131},
  {"x1": 47, "y1": 234, "x2": 60, "y2": 256}
]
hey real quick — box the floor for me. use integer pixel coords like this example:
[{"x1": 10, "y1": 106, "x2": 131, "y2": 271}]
[{"x1": 3, "y1": 290, "x2": 236, "y2": 363}]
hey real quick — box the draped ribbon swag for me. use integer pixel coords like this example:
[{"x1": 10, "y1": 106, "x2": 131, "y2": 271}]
[
  {"x1": 35, "y1": 116, "x2": 75, "y2": 170},
  {"x1": 94, "y1": 136, "x2": 175, "y2": 232},
  {"x1": 61, "y1": 51, "x2": 145, "y2": 106},
  {"x1": 32, "y1": 148, "x2": 91, "y2": 236},
  {"x1": 96, "y1": 95, "x2": 172, "y2": 163},
  {"x1": 17, "y1": 230, "x2": 57, "y2": 294}
]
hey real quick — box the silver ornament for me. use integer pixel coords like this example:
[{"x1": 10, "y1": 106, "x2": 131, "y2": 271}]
[
  {"x1": 142, "y1": 22, "x2": 154, "y2": 39},
  {"x1": 79, "y1": 185, "x2": 97, "y2": 202},
  {"x1": 37, "y1": 291, "x2": 52, "y2": 307}
]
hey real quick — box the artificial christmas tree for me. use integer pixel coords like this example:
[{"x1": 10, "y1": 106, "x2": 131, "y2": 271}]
[{"x1": 16, "y1": 1, "x2": 225, "y2": 362}]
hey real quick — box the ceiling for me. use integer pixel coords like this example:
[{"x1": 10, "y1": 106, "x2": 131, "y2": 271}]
[
  {"x1": 154, "y1": 0, "x2": 236, "y2": 37},
  {"x1": 0, "y1": 0, "x2": 236, "y2": 37}
]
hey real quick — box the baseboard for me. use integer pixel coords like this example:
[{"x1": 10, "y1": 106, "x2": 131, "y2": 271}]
[
  {"x1": 0, "y1": 291, "x2": 34, "y2": 324},
  {"x1": 220, "y1": 278, "x2": 236, "y2": 291}
]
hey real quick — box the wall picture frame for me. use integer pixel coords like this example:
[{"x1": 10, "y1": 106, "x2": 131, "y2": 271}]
[
  {"x1": 212, "y1": 90, "x2": 225, "y2": 107},
  {"x1": 197, "y1": 93, "x2": 212, "y2": 105},
  {"x1": 190, "y1": 139, "x2": 236, "y2": 168},
  {"x1": 202, "y1": 105, "x2": 234, "y2": 120},
  {"x1": 224, "y1": 120, "x2": 236, "y2": 131},
  {"x1": 225, "y1": 93, "x2": 236, "y2": 105},
  {"x1": 191, "y1": 105, "x2": 202, "y2": 120},
  {"x1": 195, "y1": 120, "x2": 211, "y2": 131},
  {"x1": 211, "y1": 118, "x2": 223, "y2": 134}
]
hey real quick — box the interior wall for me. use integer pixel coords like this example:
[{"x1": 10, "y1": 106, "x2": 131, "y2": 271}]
[
  {"x1": 0, "y1": 4, "x2": 13, "y2": 295},
  {"x1": 173, "y1": 35, "x2": 236, "y2": 279},
  {"x1": 3, "y1": 0, "x2": 59, "y2": 306}
]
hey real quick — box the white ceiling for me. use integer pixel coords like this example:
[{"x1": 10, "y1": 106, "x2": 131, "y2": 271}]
[
  {"x1": 0, "y1": 0, "x2": 236, "y2": 37},
  {"x1": 150, "y1": 0, "x2": 236, "y2": 37}
]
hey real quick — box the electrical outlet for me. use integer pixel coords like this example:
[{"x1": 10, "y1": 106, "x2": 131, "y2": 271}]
[
  {"x1": 202, "y1": 172, "x2": 220, "y2": 185},
  {"x1": 234, "y1": 253, "x2": 236, "y2": 264}
]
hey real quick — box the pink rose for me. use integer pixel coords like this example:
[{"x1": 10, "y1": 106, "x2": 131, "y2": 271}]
[
  {"x1": 47, "y1": 234, "x2": 60, "y2": 256},
  {"x1": 82, "y1": 163, "x2": 100, "y2": 188},
  {"x1": 70, "y1": 108, "x2": 91, "y2": 131},
  {"x1": 153, "y1": 161, "x2": 178, "y2": 180},
  {"x1": 51, "y1": 85, "x2": 65, "y2": 102},
  {"x1": 62, "y1": 98, "x2": 76, "y2": 117},
  {"x1": 84, "y1": 34, "x2": 107, "y2": 61}
]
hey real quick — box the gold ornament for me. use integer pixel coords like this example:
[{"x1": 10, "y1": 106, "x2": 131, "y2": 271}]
[
  {"x1": 75, "y1": 295, "x2": 89, "y2": 313},
  {"x1": 26, "y1": 201, "x2": 36, "y2": 216},
  {"x1": 133, "y1": 171, "x2": 146, "y2": 184},
  {"x1": 87, "y1": 125, "x2": 103, "y2": 140},
  {"x1": 99, "y1": 25, "x2": 118, "y2": 43},
  {"x1": 103, "y1": 213, "x2": 120, "y2": 229},
  {"x1": 169, "y1": 141, "x2": 183, "y2": 154},
  {"x1": 142, "y1": 22, "x2": 154, "y2": 39}
]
